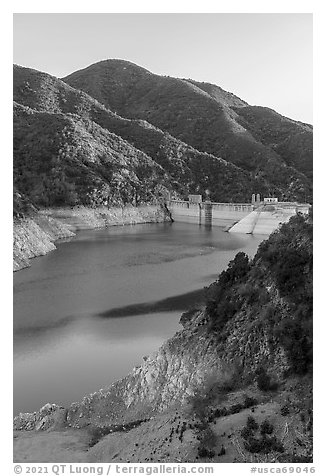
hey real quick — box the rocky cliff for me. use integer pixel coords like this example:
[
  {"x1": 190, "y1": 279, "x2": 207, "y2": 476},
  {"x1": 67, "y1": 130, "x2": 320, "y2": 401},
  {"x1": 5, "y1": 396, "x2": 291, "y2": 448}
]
[
  {"x1": 13, "y1": 204, "x2": 168, "y2": 271},
  {"x1": 13, "y1": 213, "x2": 75, "y2": 271},
  {"x1": 13, "y1": 301, "x2": 290, "y2": 433}
]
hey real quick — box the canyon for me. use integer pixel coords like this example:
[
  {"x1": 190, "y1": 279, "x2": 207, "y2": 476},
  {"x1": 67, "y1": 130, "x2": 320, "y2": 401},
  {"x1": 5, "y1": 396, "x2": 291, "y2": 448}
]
[{"x1": 13, "y1": 58, "x2": 313, "y2": 464}]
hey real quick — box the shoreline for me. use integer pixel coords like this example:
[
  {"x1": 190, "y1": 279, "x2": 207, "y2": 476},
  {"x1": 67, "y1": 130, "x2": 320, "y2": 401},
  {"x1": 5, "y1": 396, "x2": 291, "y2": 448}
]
[
  {"x1": 14, "y1": 220, "x2": 265, "y2": 419},
  {"x1": 13, "y1": 235, "x2": 264, "y2": 427},
  {"x1": 13, "y1": 214, "x2": 313, "y2": 464},
  {"x1": 13, "y1": 204, "x2": 169, "y2": 271}
]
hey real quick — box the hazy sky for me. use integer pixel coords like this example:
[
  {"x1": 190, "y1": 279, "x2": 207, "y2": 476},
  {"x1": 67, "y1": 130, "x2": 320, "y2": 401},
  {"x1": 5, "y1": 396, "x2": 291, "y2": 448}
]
[{"x1": 13, "y1": 13, "x2": 313, "y2": 123}]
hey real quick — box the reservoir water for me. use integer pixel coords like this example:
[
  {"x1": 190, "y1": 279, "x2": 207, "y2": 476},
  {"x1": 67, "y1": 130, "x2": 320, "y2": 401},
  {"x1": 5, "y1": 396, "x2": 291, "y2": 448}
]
[{"x1": 14, "y1": 222, "x2": 264, "y2": 414}]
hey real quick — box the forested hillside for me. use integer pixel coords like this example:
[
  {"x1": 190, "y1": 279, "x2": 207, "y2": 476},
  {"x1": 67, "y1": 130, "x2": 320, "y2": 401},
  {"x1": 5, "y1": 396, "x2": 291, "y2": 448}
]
[
  {"x1": 14, "y1": 65, "x2": 271, "y2": 208},
  {"x1": 13, "y1": 61, "x2": 313, "y2": 212},
  {"x1": 14, "y1": 101, "x2": 168, "y2": 208},
  {"x1": 64, "y1": 59, "x2": 312, "y2": 202}
]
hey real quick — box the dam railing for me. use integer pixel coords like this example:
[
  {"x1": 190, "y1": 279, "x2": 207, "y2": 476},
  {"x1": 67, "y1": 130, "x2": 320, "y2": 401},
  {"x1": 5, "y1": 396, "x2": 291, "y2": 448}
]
[
  {"x1": 167, "y1": 200, "x2": 254, "y2": 227},
  {"x1": 168, "y1": 200, "x2": 253, "y2": 211}
]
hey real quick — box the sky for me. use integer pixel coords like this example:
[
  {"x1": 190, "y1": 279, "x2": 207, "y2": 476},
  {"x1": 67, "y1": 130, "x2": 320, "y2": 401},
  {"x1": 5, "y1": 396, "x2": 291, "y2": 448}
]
[{"x1": 13, "y1": 13, "x2": 312, "y2": 123}]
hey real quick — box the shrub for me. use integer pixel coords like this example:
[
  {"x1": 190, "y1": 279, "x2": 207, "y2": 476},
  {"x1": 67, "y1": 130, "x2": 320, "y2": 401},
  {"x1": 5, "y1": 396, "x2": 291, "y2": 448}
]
[
  {"x1": 240, "y1": 416, "x2": 284, "y2": 453},
  {"x1": 275, "y1": 315, "x2": 312, "y2": 374},
  {"x1": 244, "y1": 436, "x2": 263, "y2": 453},
  {"x1": 205, "y1": 252, "x2": 251, "y2": 334},
  {"x1": 256, "y1": 367, "x2": 277, "y2": 392},
  {"x1": 243, "y1": 395, "x2": 258, "y2": 408},
  {"x1": 280, "y1": 405, "x2": 290, "y2": 416},
  {"x1": 246, "y1": 416, "x2": 259, "y2": 431},
  {"x1": 260, "y1": 419, "x2": 274, "y2": 435},
  {"x1": 198, "y1": 447, "x2": 215, "y2": 459},
  {"x1": 244, "y1": 435, "x2": 284, "y2": 454},
  {"x1": 212, "y1": 407, "x2": 228, "y2": 419},
  {"x1": 229, "y1": 403, "x2": 244, "y2": 414},
  {"x1": 196, "y1": 426, "x2": 217, "y2": 459},
  {"x1": 217, "y1": 445, "x2": 226, "y2": 456},
  {"x1": 241, "y1": 426, "x2": 253, "y2": 440},
  {"x1": 256, "y1": 215, "x2": 313, "y2": 375}
]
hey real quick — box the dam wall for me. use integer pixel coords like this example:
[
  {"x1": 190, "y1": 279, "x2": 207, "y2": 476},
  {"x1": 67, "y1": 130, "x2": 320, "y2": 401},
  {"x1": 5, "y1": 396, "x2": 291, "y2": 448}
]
[
  {"x1": 168, "y1": 200, "x2": 253, "y2": 227},
  {"x1": 168, "y1": 199, "x2": 311, "y2": 234}
]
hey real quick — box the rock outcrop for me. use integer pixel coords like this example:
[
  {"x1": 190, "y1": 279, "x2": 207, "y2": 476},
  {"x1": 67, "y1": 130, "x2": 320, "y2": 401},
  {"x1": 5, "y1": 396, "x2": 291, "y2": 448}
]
[
  {"x1": 13, "y1": 213, "x2": 75, "y2": 271},
  {"x1": 44, "y1": 204, "x2": 168, "y2": 231},
  {"x1": 13, "y1": 305, "x2": 289, "y2": 431},
  {"x1": 13, "y1": 204, "x2": 168, "y2": 271}
]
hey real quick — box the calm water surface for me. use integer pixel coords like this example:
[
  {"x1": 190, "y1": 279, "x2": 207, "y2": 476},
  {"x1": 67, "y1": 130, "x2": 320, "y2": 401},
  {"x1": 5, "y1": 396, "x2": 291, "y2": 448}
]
[{"x1": 14, "y1": 222, "x2": 264, "y2": 414}]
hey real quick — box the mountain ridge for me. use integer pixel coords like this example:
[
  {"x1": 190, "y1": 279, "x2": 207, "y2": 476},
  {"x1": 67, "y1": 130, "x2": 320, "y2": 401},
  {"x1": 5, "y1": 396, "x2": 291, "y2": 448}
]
[
  {"x1": 13, "y1": 98, "x2": 168, "y2": 208},
  {"x1": 14, "y1": 61, "x2": 312, "y2": 210},
  {"x1": 62, "y1": 59, "x2": 312, "y2": 202},
  {"x1": 14, "y1": 64, "x2": 272, "y2": 207},
  {"x1": 13, "y1": 62, "x2": 313, "y2": 462}
]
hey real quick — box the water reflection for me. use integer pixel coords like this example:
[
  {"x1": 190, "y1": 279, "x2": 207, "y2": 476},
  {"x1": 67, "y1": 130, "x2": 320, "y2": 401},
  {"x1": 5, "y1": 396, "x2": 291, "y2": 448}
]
[
  {"x1": 14, "y1": 222, "x2": 264, "y2": 414},
  {"x1": 97, "y1": 289, "x2": 205, "y2": 318}
]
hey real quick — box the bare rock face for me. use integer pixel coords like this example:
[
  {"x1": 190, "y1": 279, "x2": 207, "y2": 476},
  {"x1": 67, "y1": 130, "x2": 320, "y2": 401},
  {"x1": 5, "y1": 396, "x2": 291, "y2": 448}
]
[
  {"x1": 13, "y1": 311, "x2": 220, "y2": 431},
  {"x1": 14, "y1": 404, "x2": 67, "y2": 431},
  {"x1": 45, "y1": 204, "x2": 167, "y2": 231},
  {"x1": 13, "y1": 305, "x2": 290, "y2": 432},
  {"x1": 65, "y1": 311, "x2": 223, "y2": 428},
  {"x1": 13, "y1": 214, "x2": 75, "y2": 271},
  {"x1": 13, "y1": 205, "x2": 167, "y2": 271}
]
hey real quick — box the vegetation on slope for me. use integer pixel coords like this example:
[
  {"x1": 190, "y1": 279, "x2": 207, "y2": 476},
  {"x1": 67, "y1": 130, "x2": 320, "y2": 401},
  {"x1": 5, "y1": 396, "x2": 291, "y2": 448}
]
[
  {"x1": 205, "y1": 212, "x2": 313, "y2": 375},
  {"x1": 63, "y1": 59, "x2": 312, "y2": 202},
  {"x1": 185, "y1": 212, "x2": 313, "y2": 462},
  {"x1": 14, "y1": 102, "x2": 168, "y2": 207},
  {"x1": 233, "y1": 106, "x2": 313, "y2": 180},
  {"x1": 14, "y1": 65, "x2": 268, "y2": 205},
  {"x1": 185, "y1": 79, "x2": 248, "y2": 108},
  {"x1": 13, "y1": 187, "x2": 37, "y2": 217}
]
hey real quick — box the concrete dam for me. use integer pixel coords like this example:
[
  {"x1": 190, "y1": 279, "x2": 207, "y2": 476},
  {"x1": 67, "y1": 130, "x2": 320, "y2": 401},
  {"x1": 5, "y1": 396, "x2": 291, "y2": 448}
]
[{"x1": 167, "y1": 199, "x2": 310, "y2": 235}]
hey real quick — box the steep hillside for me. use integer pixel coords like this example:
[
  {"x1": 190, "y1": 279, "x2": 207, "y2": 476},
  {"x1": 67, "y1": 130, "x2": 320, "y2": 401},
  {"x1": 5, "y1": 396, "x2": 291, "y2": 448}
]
[
  {"x1": 14, "y1": 65, "x2": 265, "y2": 204},
  {"x1": 13, "y1": 187, "x2": 37, "y2": 217},
  {"x1": 205, "y1": 213, "x2": 312, "y2": 375},
  {"x1": 13, "y1": 205, "x2": 168, "y2": 271},
  {"x1": 63, "y1": 59, "x2": 312, "y2": 201},
  {"x1": 185, "y1": 79, "x2": 248, "y2": 108},
  {"x1": 14, "y1": 213, "x2": 313, "y2": 463},
  {"x1": 233, "y1": 106, "x2": 313, "y2": 179},
  {"x1": 190, "y1": 80, "x2": 313, "y2": 180},
  {"x1": 13, "y1": 213, "x2": 75, "y2": 271},
  {"x1": 13, "y1": 101, "x2": 168, "y2": 207}
]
